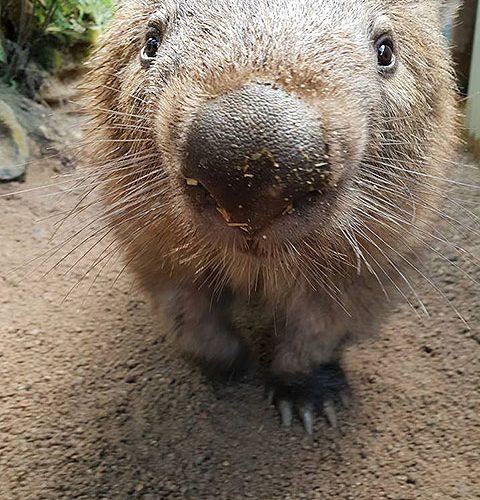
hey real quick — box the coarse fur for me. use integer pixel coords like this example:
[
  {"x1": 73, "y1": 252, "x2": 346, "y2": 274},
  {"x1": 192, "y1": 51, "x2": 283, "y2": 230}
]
[{"x1": 82, "y1": 0, "x2": 462, "y2": 425}]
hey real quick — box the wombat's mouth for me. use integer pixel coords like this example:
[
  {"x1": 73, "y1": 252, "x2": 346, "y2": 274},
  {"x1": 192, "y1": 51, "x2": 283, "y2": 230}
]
[
  {"x1": 184, "y1": 176, "x2": 326, "y2": 236},
  {"x1": 185, "y1": 178, "x2": 251, "y2": 231}
]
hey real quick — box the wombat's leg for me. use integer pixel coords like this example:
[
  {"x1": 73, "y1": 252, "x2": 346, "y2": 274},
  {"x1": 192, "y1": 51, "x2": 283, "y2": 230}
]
[
  {"x1": 268, "y1": 297, "x2": 351, "y2": 433},
  {"x1": 158, "y1": 286, "x2": 255, "y2": 381}
]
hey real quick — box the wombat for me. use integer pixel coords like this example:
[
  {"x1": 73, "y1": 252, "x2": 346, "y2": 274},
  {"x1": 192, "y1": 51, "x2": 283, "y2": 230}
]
[{"x1": 83, "y1": 0, "x2": 462, "y2": 433}]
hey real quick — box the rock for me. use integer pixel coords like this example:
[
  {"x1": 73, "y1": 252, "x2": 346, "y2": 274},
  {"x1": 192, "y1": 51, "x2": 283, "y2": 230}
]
[
  {"x1": 38, "y1": 76, "x2": 81, "y2": 109},
  {"x1": 0, "y1": 99, "x2": 28, "y2": 181}
]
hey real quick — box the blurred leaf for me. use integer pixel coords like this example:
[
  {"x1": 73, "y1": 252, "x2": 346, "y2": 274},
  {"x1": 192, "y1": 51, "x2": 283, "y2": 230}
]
[{"x1": 1, "y1": 0, "x2": 116, "y2": 90}]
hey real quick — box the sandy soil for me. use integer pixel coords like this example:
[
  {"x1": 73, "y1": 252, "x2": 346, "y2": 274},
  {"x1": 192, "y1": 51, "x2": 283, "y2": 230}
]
[{"x1": 0, "y1": 127, "x2": 479, "y2": 499}]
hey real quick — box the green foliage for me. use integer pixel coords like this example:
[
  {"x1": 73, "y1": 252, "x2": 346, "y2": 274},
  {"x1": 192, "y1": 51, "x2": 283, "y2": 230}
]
[
  {"x1": 0, "y1": 0, "x2": 116, "y2": 95},
  {"x1": 41, "y1": 0, "x2": 115, "y2": 45}
]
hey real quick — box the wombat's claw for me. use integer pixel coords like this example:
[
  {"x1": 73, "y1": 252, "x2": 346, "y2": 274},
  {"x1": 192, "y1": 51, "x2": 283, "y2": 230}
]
[
  {"x1": 272, "y1": 398, "x2": 337, "y2": 434},
  {"x1": 276, "y1": 400, "x2": 315, "y2": 433},
  {"x1": 299, "y1": 404, "x2": 315, "y2": 435},
  {"x1": 268, "y1": 361, "x2": 349, "y2": 434},
  {"x1": 323, "y1": 400, "x2": 338, "y2": 429},
  {"x1": 278, "y1": 400, "x2": 293, "y2": 428}
]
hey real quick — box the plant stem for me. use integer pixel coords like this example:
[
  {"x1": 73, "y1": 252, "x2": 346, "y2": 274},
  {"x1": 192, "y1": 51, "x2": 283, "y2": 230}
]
[{"x1": 39, "y1": 0, "x2": 58, "y2": 36}]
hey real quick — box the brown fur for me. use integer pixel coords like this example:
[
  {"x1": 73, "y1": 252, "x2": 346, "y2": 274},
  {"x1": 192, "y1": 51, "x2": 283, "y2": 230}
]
[{"x1": 82, "y1": 1, "x2": 461, "y2": 383}]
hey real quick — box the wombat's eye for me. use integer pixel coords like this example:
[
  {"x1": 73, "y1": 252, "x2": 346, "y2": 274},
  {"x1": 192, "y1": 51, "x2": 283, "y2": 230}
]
[
  {"x1": 141, "y1": 29, "x2": 162, "y2": 65},
  {"x1": 145, "y1": 37, "x2": 160, "y2": 57},
  {"x1": 375, "y1": 36, "x2": 396, "y2": 73}
]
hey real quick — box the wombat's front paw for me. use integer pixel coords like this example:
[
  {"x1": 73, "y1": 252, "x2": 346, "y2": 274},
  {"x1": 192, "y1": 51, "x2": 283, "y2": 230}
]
[{"x1": 268, "y1": 362, "x2": 349, "y2": 434}]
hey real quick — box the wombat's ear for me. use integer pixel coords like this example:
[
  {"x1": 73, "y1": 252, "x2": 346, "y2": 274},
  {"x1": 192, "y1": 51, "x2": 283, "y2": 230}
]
[{"x1": 439, "y1": 0, "x2": 462, "y2": 28}]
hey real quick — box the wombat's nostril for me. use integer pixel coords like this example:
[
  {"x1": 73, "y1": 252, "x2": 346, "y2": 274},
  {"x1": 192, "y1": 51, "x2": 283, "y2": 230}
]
[{"x1": 183, "y1": 83, "x2": 330, "y2": 231}]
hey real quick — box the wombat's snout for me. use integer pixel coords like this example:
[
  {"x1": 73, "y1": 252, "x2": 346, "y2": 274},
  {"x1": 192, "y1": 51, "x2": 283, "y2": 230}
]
[{"x1": 183, "y1": 84, "x2": 330, "y2": 231}]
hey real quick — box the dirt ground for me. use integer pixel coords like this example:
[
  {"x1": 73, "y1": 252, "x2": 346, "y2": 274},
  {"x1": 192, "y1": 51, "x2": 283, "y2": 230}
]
[{"x1": 0, "y1": 115, "x2": 479, "y2": 499}]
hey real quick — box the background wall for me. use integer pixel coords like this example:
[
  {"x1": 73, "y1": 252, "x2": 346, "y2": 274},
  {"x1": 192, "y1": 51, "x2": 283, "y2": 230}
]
[
  {"x1": 464, "y1": 1, "x2": 480, "y2": 147},
  {"x1": 452, "y1": 0, "x2": 478, "y2": 94}
]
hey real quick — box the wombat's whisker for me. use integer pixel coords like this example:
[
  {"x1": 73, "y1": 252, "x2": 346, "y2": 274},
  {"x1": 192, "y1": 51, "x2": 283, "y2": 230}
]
[
  {"x1": 42, "y1": 223, "x2": 115, "y2": 279},
  {"x1": 362, "y1": 163, "x2": 480, "y2": 228},
  {"x1": 289, "y1": 248, "x2": 340, "y2": 293},
  {"x1": 356, "y1": 225, "x2": 432, "y2": 315},
  {"x1": 113, "y1": 111, "x2": 151, "y2": 124},
  {"x1": 370, "y1": 158, "x2": 480, "y2": 190},
  {"x1": 79, "y1": 240, "x2": 123, "y2": 306},
  {"x1": 109, "y1": 236, "x2": 164, "y2": 290},
  {"x1": 352, "y1": 228, "x2": 423, "y2": 315},
  {"x1": 73, "y1": 225, "x2": 149, "y2": 287},
  {"x1": 361, "y1": 193, "x2": 480, "y2": 287},
  {"x1": 360, "y1": 219, "x2": 468, "y2": 326},
  {"x1": 360, "y1": 194, "x2": 463, "y2": 259},
  {"x1": 373, "y1": 151, "x2": 480, "y2": 173},
  {"x1": 92, "y1": 124, "x2": 153, "y2": 133},
  {"x1": 50, "y1": 155, "x2": 161, "y2": 221},
  {"x1": 85, "y1": 153, "x2": 159, "y2": 178},
  {"x1": 0, "y1": 149, "x2": 159, "y2": 202},
  {"x1": 360, "y1": 185, "x2": 480, "y2": 262},
  {"x1": 63, "y1": 213, "x2": 177, "y2": 302},
  {"x1": 82, "y1": 138, "x2": 152, "y2": 145},
  {"x1": 95, "y1": 83, "x2": 149, "y2": 105},
  {"x1": 0, "y1": 178, "x2": 78, "y2": 198},
  {"x1": 97, "y1": 170, "x2": 167, "y2": 205},
  {"x1": 31, "y1": 191, "x2": 168, "y2": 280},
  {"x1": 62, "y1": 227, "x2": 119, "y2": 278}
]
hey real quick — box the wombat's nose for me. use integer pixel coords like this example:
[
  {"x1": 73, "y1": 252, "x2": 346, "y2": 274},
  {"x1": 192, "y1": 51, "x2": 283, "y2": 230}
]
[{"x1": 184, "y1": 84, "x2": 330, "y2": 231}]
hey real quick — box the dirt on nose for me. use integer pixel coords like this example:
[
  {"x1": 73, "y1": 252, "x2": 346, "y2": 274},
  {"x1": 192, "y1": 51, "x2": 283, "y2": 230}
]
[{"x1": 183, "y1": 84, "x2": 331, "y2": 231}]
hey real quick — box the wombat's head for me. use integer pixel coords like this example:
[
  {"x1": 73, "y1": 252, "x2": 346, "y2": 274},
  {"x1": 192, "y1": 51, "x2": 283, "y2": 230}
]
[{"x1": 85, "y1": 0, "x2": 461, "y2": 290}]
